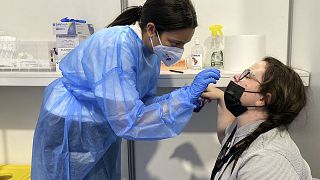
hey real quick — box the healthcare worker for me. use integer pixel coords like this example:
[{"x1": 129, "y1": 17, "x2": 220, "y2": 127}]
[{"x1": 31, "y1": 0, "x2": 220, "y2": 179}]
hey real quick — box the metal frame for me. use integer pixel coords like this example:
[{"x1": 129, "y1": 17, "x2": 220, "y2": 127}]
[
  {"x1": 287, "y1": 0, "x2": 294, "y2": 66},
  {"x1": 119, "y1": 1, "x2": 136, "y2": 179},
  {"x1": 121, "y1": 0, "x2": 128, "y2": 13},
  {"x1": 127, "y1": 140, "x2": 136, "y2": 180}
]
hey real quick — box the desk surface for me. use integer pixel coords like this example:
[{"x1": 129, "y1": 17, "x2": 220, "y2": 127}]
[{"x1": 0, "y1": 69, "x2": 310, "y2": 87}]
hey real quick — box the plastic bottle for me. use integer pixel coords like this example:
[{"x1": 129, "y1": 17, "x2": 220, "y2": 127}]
[
  {"x1": 189, "y1": 36, "x2": 203, "y2": 69},
  {"x1": 207, "y1": 25, "x2": 224, "y2": 69},
  {"x1": 0, "y1": 30, "x2": 6, "y2": 59}
]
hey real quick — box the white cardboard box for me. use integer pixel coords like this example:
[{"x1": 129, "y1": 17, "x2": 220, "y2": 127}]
[
  {"x1": 52, "y1": 22, "x2": 94, "y2": 36},
  {"x1": 55, "y1": 35, "x2": 88, "y2": 48},
  {"x1": 57, "y1": 47, "x2": 73, "y2": 60}
]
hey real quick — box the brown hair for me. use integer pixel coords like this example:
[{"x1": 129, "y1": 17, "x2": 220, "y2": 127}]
[{"x1": 107, "y1": 0, "x2": 198, "y2": 33}]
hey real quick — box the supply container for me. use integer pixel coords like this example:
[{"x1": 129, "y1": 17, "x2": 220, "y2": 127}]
[
  {"x1": 189, "y1": 36, "x2": 204, "y2": 69},
  {"x1": 204, "y1": 25, "x2": 224, "y2": 69},
  {"x1": 0, "y1": 165, "x2": 31, "y2": 180}
]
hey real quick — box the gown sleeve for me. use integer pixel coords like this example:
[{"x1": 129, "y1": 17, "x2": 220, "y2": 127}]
[
  {"x1": 81, "y1": 27, "x2": 196, "y2": 140},
  {"x1": 141, "y1": 81, "x2": 171, "y2": 105}
]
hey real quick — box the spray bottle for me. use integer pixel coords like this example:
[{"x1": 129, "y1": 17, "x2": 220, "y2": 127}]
[{"x1": 208, "y1": 25, "x2": 224, "y2": 68}]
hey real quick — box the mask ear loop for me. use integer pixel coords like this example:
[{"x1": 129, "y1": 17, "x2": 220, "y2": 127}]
[
  {"x1": 243, "y1": 90, "x2": 265, "y2": 108},
  {"x1": 154, "y1": 30, "x2": 171, "y2": 61},
  {"x1": 149, "y1": 30, "x2": 163, "y2": 48},
  {"x1": 156, "y1": 31, "x2": 164, "y2": 46},
  {"x1": 149, "y1": 27, "x2": 159, "y2": 48},
  {"x1": 149, "y1": 36, "x2": 155, "y2": 48},
  {"x1": 244, "y1": 90, "x2": 260, "y2": 93}
]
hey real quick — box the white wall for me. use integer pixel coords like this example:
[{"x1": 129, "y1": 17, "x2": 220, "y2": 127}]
[
  {"x1": 290, "y1": 0, "x2": 320, "y2": 178},
  {"x1": 129, "y1": 0, "x2": 289, "y2": 64},
  {"x1": 0, "y1": 0, "x2": 121, "y2": 40},
  {"x1": 0, "y1": 87, "x2": 43, "y2": 164}
]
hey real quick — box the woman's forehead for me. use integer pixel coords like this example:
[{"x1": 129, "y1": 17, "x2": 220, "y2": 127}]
[
  {"x1": 163, "y1": 28, "x2": 195, "y2": 43},
  {"x1": 250, "y1": 61, "x2": 267, "y2": 77}
]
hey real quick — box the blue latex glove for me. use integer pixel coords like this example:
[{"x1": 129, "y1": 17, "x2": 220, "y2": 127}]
[
  {"x1": 60, "y1": 17, "x2": 86, "y2": 23},
  {"x1": 187, "y1": 68, "x2": 220, "y2": 103},
  {"x1": 193, "y1": 97, "x2": 211, "y2": 112}
]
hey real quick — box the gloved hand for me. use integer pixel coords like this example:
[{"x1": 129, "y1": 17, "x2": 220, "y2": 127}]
[
  {"x1": 187, "y1": 68, "x2": 220, "y2": 104},
  {"x1": 193, "y1": 97, "x2": 211, "y2": 112}
]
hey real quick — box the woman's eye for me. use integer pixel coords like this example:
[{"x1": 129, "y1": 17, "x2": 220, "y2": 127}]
[
  {"x1": 170, "y1": 42, "x2": 178, "y2": 46},
  {"x1": 245, "y1": 74, "x2": 252, "y2": 79},
  {"x1": 170, "y1": 41, "x2": 183, "y2": 47}
]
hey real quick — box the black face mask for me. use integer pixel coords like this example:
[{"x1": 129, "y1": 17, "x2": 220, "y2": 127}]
[{"x1": 224, "y1": 81, "x2": 261, "y2": 117}]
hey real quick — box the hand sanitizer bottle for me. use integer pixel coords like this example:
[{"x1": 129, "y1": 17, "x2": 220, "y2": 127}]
[
  {"x1": 190, "y1": 36, "x2": 203, "y2": 69},
  {"x1": 207, "y1": 25, "x2": 224, "y2": 69}
]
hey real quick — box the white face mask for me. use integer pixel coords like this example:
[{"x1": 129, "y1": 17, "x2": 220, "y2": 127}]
[{"x1": 150, "y1": 31, "x2": 184, "y2": 66}]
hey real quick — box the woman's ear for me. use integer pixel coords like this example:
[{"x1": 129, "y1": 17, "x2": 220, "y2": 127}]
[
  {"x1": 146, "y1": 22, "x2": 156, "y2": 38},
  {"x1": 256, "y1": 93, "x2": 272, "y2": 106},
  {"x1": 265, "y1": 93, "x2": 272, "y2": 105}
]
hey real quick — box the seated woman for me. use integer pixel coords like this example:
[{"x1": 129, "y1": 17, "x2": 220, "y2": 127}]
[{"x1": 202, "y1": 56, "x2": 312, "y2": 180}]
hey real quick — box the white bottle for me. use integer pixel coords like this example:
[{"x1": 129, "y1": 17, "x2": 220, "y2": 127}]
[
  {"x1": 0, "y1": 31, "x2": 6, "y2": 59},
  {"x1": 190, "y1": 37, "x2": 203, "y2": 69}
]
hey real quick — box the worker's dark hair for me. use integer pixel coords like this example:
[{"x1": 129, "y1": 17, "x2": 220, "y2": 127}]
[
  {"x1": 107, "y1": 0, "x2": 198, "y2": 32},
  {"x1": 211, "y1": 57, "x2": 307, "y2": 179}
]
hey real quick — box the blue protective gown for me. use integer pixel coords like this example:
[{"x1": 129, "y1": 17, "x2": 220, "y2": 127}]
[{"x1": 31, "y1": 25, "x2": 196, "y2": 180}]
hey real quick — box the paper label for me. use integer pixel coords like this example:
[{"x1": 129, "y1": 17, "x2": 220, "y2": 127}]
[{"x1": 191, "y1": 54, "x2": 203, "y2": 68}]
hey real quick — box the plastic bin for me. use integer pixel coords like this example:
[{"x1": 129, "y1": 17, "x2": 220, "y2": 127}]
[
  {"x1": 0, "y1": 165, "x2": 31, "y2": 180},
  {"x1": 0, "y1": 40, "x2": 56, "y2": 72}
]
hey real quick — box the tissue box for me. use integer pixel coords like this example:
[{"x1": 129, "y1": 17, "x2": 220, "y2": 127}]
[{"x1": 53, "y1": 22, "x2": 94, "y2": 36}]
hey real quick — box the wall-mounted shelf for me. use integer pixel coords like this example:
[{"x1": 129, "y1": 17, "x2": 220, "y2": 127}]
[{"x1": 0, "y1": 69, "x2": 310, "y2": 87}]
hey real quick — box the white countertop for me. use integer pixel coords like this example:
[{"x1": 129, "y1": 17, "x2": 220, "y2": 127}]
[{"x1": 0, "y1": 69, "x2": 310, "y2": 87}]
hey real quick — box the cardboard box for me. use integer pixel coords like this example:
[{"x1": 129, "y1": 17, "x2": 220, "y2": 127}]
[
  {"x1": 52, "y1": 22, "x2": 94, "y2": 36},
  {"x1": 55, "y1": 35, "x2": 88, "y2": 48},
  {"x1": 52, "y1": 21, "x2": 95, "y2": 72},
  {"x1": 57, "y1": 47, "x2": 73, "y2": 60}
]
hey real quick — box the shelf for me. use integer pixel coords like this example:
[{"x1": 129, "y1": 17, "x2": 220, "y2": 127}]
[
  {"x1": 0, "y1": 69, "x2": 310, "y2": 87},
  {"x1": 158, "y1": 69, "x2": 310, "y2": 87},
  {"x1": 0, "y1": 72, "x2": 61, "y2": 87}
]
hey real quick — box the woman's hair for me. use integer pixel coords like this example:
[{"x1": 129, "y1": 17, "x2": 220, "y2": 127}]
[
  {"x1": 211, "y1": 56, "x2": 307, "y2": 178},
  {"x1": 107, "y1": 0, "x2": 198, "y2": 32}
]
